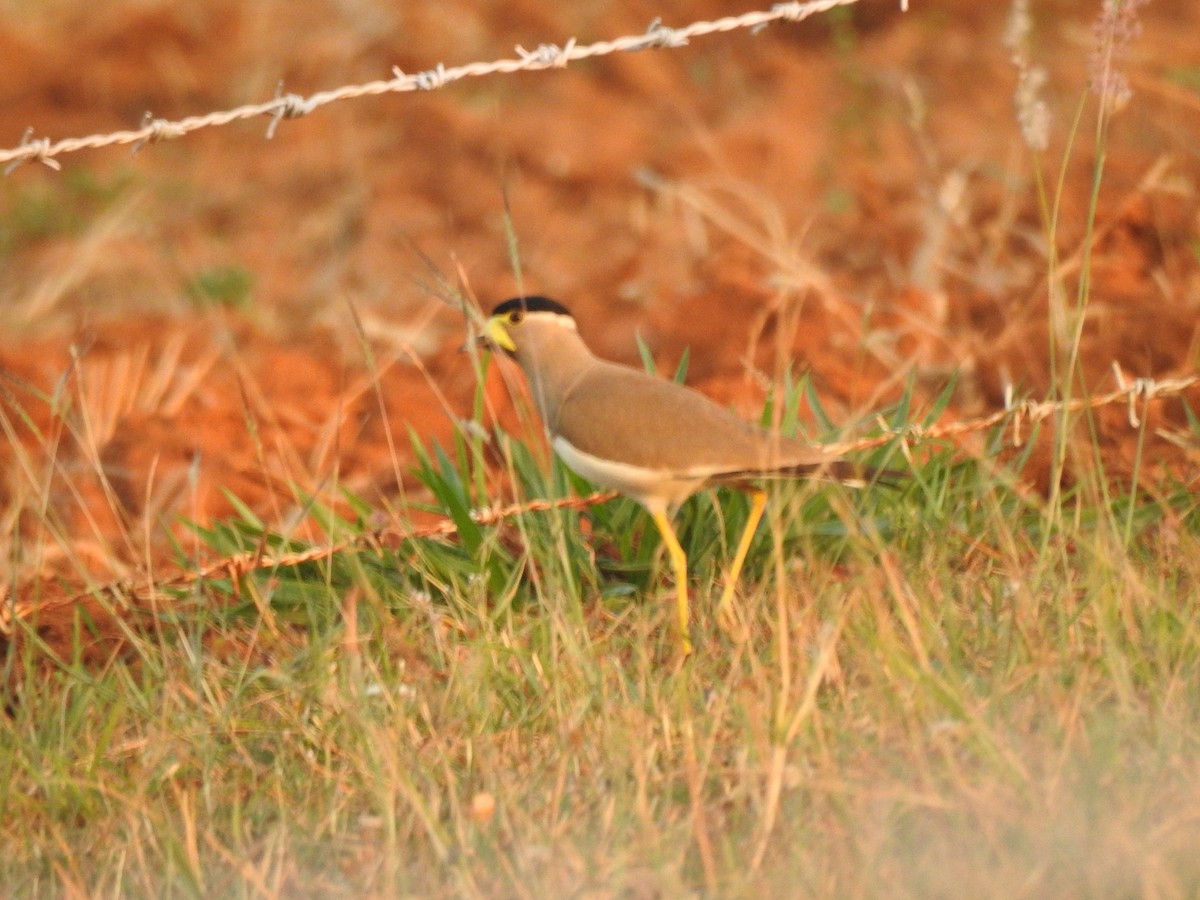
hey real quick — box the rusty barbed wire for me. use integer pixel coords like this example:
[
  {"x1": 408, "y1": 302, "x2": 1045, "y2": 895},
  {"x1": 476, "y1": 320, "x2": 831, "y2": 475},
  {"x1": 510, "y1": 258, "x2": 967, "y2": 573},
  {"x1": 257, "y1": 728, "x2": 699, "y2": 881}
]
[
  {"x1": 0, "y1": 0, "x2": 909, "y2": 172},
  {"x1": 0, "y1": 490, "x2": 619, "y2": 631},
  {"x1": 822, "y1": 370, "x2": 1200, "y2": 455},
  {"x1": 2, "y1": 366, "x2": 1196, "y2": 632}
]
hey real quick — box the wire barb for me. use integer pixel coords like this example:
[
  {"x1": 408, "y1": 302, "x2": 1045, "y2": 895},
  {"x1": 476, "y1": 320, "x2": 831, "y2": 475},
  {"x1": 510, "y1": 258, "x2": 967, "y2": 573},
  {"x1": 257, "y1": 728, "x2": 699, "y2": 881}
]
[
  {"x1": 772, "y1": 2, "x2": 810, "y2": 21},
  {"x1": 414, "y1": 63, "x2": 450, "y2": 91},
  {"x1": 642, "y1": 18, "x2": 690, "y2": 49},
  {"x1": 266, "y1": 81, "x2": 314, "y2": 139},
  {"x1": 3, "y1": 127, "x2": 61, "y2": 174},
  {"x1": 131, "y1": 112, "x2": 186, "y2": 155},
  {"x1": 516, "y1": 43, "x2": 563, "y2": 66}
]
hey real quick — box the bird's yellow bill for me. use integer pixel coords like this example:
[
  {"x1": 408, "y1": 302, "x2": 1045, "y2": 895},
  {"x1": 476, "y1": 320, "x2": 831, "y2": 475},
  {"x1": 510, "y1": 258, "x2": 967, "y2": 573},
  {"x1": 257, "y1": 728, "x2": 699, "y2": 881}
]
[{"x1": 484, "y1": 316, "x2": 517, "y2": 352}]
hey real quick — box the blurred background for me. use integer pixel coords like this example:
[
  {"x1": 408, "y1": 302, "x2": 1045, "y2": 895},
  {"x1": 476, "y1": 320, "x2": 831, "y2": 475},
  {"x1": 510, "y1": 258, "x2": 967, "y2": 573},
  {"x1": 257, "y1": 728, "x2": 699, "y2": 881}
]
[{"x1": 1, "y1": 0, "x2": 1198, "y2": 581}]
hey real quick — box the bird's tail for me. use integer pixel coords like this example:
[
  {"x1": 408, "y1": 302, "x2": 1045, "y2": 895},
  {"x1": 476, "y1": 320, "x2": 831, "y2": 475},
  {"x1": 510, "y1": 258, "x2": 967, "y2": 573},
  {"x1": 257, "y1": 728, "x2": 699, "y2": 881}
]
[
  {"x1": 713, "y1": 458, "x2": 903, "y2": 489},
  {"x1": 814, "y1": 459, "x2": 903, "y2": 488}
]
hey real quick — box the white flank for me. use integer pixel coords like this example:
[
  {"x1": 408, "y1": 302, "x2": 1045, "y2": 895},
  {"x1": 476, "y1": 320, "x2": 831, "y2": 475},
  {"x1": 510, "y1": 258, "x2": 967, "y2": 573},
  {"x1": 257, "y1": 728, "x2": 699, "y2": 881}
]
[{"x1": 551, "y1": 435, "x2": 711, "y2": 507}]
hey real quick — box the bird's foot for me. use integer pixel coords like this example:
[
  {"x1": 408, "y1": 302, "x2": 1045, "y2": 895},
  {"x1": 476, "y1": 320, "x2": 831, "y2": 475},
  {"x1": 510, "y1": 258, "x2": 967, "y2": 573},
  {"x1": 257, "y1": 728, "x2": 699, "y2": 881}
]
[{"x1": 716, "y1": 599, "x2": 749, "y2": 644}]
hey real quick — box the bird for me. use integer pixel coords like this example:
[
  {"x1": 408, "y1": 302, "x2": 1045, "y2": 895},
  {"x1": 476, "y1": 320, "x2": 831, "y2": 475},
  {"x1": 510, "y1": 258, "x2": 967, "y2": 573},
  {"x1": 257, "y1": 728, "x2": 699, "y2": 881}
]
[{"x1": 481, "y1": 294, "x2": 887, "y2": 654}]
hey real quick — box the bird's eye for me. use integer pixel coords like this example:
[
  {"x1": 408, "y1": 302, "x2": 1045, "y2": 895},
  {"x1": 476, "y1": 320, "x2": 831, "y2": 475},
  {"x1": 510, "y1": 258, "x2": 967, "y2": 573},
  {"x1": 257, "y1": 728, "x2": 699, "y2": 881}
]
[{"x1": 508, "y1": 311, "x2": 523, "y2": 325}]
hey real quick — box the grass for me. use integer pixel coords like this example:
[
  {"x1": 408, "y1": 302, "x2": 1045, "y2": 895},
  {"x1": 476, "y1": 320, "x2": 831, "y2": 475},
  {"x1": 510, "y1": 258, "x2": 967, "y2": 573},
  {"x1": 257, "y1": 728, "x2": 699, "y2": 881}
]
[
  {"x1": 0, "y1": 167, "x2": 133, "y2": 255},
  {"x1": 3, "y1": 383, "x2": 1200, "y2": 896},
  {"x1": 183, "y1": 265, "x2": 256, "y2": 310}
]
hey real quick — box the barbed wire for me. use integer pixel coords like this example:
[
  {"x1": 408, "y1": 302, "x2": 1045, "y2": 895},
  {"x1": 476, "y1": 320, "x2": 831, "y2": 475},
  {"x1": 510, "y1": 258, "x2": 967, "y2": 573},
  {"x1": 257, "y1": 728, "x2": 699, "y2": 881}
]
[
  {"x1": 824, "y1": 368, "x2": 1200, "y2": 455},
  {"x1": 2, "y1": 366, "x2": 1195, "y2": 631},
  {"x1": 0, "y1": 0, "x2": 911, "y2": 173},
  {"x1": 0, "y1": 490, "x2": 616, "y2": 632}
]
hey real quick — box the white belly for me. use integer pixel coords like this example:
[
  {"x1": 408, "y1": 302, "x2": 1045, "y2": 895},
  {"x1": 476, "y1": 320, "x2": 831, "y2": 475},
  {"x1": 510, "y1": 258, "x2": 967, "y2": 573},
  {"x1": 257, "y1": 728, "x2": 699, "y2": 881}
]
[{"x1": 552, "y1": 435, "x2": 708, "y2": 510}]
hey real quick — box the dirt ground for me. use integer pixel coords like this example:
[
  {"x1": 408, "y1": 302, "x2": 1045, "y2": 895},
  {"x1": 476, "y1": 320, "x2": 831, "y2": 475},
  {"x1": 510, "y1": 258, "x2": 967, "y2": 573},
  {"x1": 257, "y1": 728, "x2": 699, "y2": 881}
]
[{"x1": 2, "y1": 0, "x2": 1199, "y2": 645}]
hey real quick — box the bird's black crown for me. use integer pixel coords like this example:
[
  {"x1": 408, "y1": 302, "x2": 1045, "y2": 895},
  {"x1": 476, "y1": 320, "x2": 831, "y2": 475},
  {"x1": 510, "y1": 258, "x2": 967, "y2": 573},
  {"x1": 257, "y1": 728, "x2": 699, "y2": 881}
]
[{"x1": 491, "y1": 296, "x2": 572, "y2": 318}]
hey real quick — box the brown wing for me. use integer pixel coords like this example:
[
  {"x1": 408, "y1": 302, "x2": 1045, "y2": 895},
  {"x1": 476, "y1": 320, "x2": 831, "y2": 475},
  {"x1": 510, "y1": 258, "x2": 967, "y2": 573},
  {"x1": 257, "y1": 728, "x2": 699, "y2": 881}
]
[{"x1": 550, "y1": 360, "x2": 835, "y2": 475}]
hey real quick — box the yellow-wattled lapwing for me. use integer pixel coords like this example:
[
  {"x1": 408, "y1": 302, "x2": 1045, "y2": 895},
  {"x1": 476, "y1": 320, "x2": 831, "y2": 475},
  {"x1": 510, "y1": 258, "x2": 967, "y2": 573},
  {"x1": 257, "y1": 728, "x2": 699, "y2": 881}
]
[{"x1": 482, "y1": 295, "x2": 890, "y2": 654}]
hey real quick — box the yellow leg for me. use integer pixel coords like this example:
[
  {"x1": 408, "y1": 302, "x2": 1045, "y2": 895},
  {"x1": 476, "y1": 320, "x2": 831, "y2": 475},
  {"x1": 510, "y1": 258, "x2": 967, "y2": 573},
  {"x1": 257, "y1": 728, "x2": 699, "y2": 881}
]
[
  {"x1": 717, "y1": 488, "x2": 767, "y2": 617},
  {"x1": 650, "y1": 507, "x2": 692, "y2": 656}
]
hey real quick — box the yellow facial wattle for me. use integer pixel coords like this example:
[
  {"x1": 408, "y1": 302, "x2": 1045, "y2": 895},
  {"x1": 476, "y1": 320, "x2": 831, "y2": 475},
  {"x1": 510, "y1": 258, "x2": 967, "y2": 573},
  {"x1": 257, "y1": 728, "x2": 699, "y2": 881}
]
[{"x1": 484, "y1": 316, "x2": 517, "y2": 352}]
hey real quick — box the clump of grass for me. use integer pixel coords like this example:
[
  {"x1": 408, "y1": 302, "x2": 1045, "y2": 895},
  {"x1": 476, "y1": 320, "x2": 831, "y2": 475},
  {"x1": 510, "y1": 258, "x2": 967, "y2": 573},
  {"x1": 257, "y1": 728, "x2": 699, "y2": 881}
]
[
  {"x1": 0, "y1": 167, "x2": 133, "y2": 255},
  {"x1": 183, "y1": 264, "x2": 255, "y2": 310}
]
